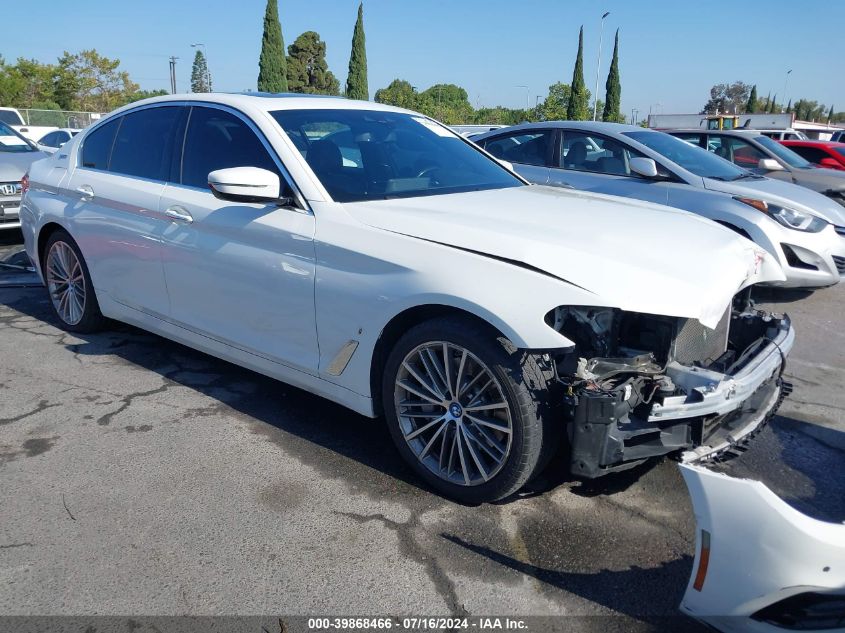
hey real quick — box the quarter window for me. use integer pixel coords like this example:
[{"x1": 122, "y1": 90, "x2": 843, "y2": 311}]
[
  {"x1": 109, "y1": 107, "x2": 183, "y2": 180},
  {"x1": 81, "y1": 118, "x2": 120, "y2": 170},
  {"x1": 181, "y1": 106, "x2": 287, "y2": 194}
]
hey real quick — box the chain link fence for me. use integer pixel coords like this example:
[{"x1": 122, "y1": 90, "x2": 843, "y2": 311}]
[{"x1": 17, "y1": 109, "x2": 104, "y2": 129}]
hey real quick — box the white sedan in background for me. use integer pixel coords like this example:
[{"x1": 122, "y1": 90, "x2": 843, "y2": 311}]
[
  {"x1": 21, "y1": 93, "x2": 793, "y2": 503},
  {"x1": 36, "y1": 128, "x2": 81, "y2": 153}
]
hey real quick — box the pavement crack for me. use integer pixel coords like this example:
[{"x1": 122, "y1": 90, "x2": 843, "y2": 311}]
[
  {"x1": 96, "y1": 384, "x2": 170, "y2": 426},
  {"x1": 0, "y1": 399, "x2": 60, "y2": 426},
  {"x1": 0, "y1": 542, "x2": 33, "y2": 549},
  {"x1": 339, "y1": 511, "x2": 469, "y2": 616}
]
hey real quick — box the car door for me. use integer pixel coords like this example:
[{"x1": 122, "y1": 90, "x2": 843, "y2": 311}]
[
  {"x1": 63, "y1": 106, "x2": 183, "y2": 317},
  {"x1": 550, "y1": 130, "x2": 670, "y2": 205},
  {"x1": 477, "y1": 129, "x2": 553, "y2": 184},
  {"x1": 158, "y1": 103, "x2": 318, "y2": 373}
]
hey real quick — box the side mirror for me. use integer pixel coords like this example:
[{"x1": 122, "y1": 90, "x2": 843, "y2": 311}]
[
  {"x1": 497, "y1": 158, "x2": 514, "y2": 171},
  {"x1": 630, "y1": 156, "x2": 659, "y2": 178},
  {"x1": 208, "y1": 167, "x2": 281, "y2": 203},
  {"x1": 819, "y1": 157, "x2": 843, "y2": 170},
  {"x1": 758, "y1": 158, "x2": 784, "y2": 172}
]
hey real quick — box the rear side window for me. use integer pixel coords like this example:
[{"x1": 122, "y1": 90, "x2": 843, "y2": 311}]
[
  {"x1": 81, "y1": 119, "x2": 120, "y2": 169},
  {"x1": 181, "y1": 106, "x2": 284, "y2": 191},
  {"x1": 482, "y1": 131, "x2": 554, "y2": 167},
  {"x1": 109, "y1": 107, "x2": 182, "y2": 181}
]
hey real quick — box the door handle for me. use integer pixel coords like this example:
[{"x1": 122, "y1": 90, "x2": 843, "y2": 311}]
[
  {"x1": 164, "y1": 205, "x2": 193, "y2": 224},
  {"x1": 76, "y1": 185, "x2": 94, "y2": 200}
]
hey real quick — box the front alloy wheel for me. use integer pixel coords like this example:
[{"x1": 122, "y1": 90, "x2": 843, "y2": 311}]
[
  {"x1": 395, "y1": 342, "x2": 513, "y2": 486},
  {"x1": 383, "y1": 317, "x2": 554, "y2": 504}
]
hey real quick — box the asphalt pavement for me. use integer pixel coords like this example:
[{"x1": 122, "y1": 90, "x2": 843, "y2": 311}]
[{"x1": 1, "y1": 230, "x2": 843, "y2": 632}]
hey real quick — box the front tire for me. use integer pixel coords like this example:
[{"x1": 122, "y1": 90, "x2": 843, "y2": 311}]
[
  {"x1": 42, "y1": 229, "x2": 105, "y2": 333},
  {"x1": 382, "y1": 316, "x2": 555, "y2": 503}
]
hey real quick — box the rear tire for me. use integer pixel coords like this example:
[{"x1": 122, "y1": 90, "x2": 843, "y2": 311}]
[
  {"x1": 382, "y1": 316, "x2": 557, "y2": 503},
  {"x1": 42, "y1": 228, "x2": 105, "y2": 333}
]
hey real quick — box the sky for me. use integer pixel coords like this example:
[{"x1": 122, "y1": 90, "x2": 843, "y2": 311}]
[{"x1": 2, "y1": 0, "x2": 842, "y2": 118}]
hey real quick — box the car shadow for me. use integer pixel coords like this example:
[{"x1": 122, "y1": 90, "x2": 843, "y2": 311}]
[
  {"x1": 752, "y1": 286, "x2": 815, "y2": 305},
  {"x1": 440, "y1": 534, "x2": 708, "y2": 631}
]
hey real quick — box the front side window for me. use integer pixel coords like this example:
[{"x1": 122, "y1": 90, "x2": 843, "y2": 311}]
[
  {"x1": 709, "y1": 135, "x2": 766, "y2": 168},
  {"x1": 627, "y1": 131, "x2": 748, "y2": 181},
  {"x1": 483, "y1": 131, "x2": 554, "y2": 167},
  {"x1": 181, "y1": 106, "x2": 290, "y2": 196},
  {"x1": 560, "y1": 132, "x2": 635, "y2": 176},
  {"x1": 81, "y1": 118, "x2": 120, "y2": 169},
  {"x1": 109, "y1": 107, "x2": 183, "y2": 180},
  {"x1": 788, "y1": 146, "x2": 830, "y2": 164},
  {"x1": 271, "y1": 109, "x2": 522, "y2": 202}
]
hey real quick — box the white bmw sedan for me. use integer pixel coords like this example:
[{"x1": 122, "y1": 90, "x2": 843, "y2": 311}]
[{"x1": 21, "y1": 94, "x2": 794, "y2": 503}]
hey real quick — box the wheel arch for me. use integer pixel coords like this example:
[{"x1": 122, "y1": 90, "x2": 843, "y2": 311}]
[
  {"x1": 368, "y1": 304, "x2": 507, "y2": 418},
  {"x1": 36, "y1": 221, "x2": 70, "y2": 268}
]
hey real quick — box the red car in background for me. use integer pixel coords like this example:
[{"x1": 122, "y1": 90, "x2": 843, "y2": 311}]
[{"x1": 780, "y1": 140, "x2": 845, "y2": 171}]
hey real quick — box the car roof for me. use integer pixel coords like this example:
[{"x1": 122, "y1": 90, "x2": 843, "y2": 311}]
[
  {"x1": 104, "y1": 92, "x2": 413, "y2": 120},
  {"x1": 666, "y1": 128, "x2": 763, "y2": 136},
  {"x1": 472, "y1": 120, "x2": 647, "y2": 139},
  {"x1": 781, "y1": 140, "x2": 845, "y2": 147}
]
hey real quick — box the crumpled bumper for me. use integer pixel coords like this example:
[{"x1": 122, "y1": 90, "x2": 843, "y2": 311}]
[
  {"x1": 679, "y1": 464, "x2": 845, "y2": 632},
  {"x1": 567, "y1": 316, "x2": 794, "y2": 478}
]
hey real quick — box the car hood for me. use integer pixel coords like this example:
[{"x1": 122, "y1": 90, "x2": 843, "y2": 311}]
[
  {"x1": 0, "y1": 151, "x2": 47, "y2": 181},
  {"x1": 343, "y1": 185, "x2": 785, "y2": 329},
  {"x1": 703, "y1": 175, "x2": 845, "y2": 225}
]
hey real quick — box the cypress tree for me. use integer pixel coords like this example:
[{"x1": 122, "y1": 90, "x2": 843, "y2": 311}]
[
  {"x1": 763, "y1": 92, "x2": 771, "y2": 112},
  {"x1": 785, "y1": 99, "x2": 792, "y2": 114},
  {"x1": 769, "y1": 94, "x2": 777, "y2": 114},
  {"x1": 601, "y1": 29, "x2": 621, "y2": 122},
  {"x1": 567, "y1": 26, "x2": 589, "y2": 120},
  {"x1": 190, "y1": 50, "x2": 211, "y2": 93},
  {"x1": 257, "y1": 0, "x2": 288, "y2": 92},
  {"x1": 345, "y1": 2, "x2": 368, "y2": 100},
  {"x1": 828, "y1": 105, "x2": 835, "y2": 122},
  {"x1": 745, "y1": 84, "x2": 757, "y2": 113}
]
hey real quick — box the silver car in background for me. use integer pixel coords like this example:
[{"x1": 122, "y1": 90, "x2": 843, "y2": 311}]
[
  {"x1": 473, "y1": 122, "x2": 845, "y2": 288},
  {"x1": 669, "y1": 128, "x2": 845, "y2": 205},
  {"x1": 0, "y1": 121, "x2": 47, "y2": 231}
]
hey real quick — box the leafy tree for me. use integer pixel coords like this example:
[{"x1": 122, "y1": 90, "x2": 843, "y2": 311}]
[
  {"x1": 27, "y1": 101, "x2": 66, "y2": 126},
  {"x1": 374, "y1": 79, "x2": 418, "y2": 109},
  {"x1": 567, "y1": 26, "x2": 589, "y2": 120},
  {"x1": 286, "y1": 31, "x2": 339, "y2": 95},
  {"x1": 345, "y1": 2, "x2": 368, "y2": 100},
  {"x1": 745, "y1": 84, "x2": 757, "y2": 113},
  {"x1": 702, "y1": 81, "x2": 750, "y2": 114},
  {"x1": 190, "y1": 50, "x2": 211, "y2": 92},
  {"x1": 419, "y1": 83, "x2": 473, "y2": 123},
  {"x1": 55, "y1": 50, "x2": 138, "y2": 112},
  {"x1": 125, "y1": 89, "x2": 169, "y2": 103},
  {"x1": 257, "y1": 0, "x2": 288, "y2": 92},
  {"x1": 601, "y1": 29, "x2": 622, "y2": 123},
  {"x1": 540, "y1": 82, "x2": 571, "y2": 121}
]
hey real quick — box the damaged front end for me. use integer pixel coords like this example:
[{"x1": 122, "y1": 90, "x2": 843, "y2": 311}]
[{"x1": 548, "y1": 292, "x2": 794, "y2": 477}]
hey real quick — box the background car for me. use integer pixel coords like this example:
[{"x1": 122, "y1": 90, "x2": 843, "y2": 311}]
[
  {"x1": 473, "y1": 121, "x2": 845, "y2": 288},
  {"x1": 830, "y1": 130, "x2": 845, "y2": 143},
  {"x1": 668, "y1": 128, "x2": 845, "y2": 205},
  {"x1": 37, "y1": 128, "x2": 81, "y2": 153},
  {"x1": 780, "y1": 140, "x2": 845, "y2": 171},
  {"x1": 20, "y1": 93, "x2": 791, "y2": 503},
  {"x1": 0, "y1": 120, "x2": 47, "y2": 231}
]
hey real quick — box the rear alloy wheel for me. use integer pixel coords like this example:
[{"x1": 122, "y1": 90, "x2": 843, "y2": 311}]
[
  {"x1": 383, "y1": 317, "x2": 553, "y2": 503},
  {"x1": 43, "y1": 229, "x2": 105, "y2": 333}
]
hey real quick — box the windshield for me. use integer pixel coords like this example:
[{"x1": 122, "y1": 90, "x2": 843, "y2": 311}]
[
  {"x1": 754, "y1": 135, "x2": 812, "y2": 168},
  {"x1": 623, "y1": 130, "x2": 747, "y2": 181},
  {"x1": 271, "y1": 109, "x2": 523, "y2": 202},
  {"x1": 0, "y1": 121, "x2": 37, "y2": 153},
  {"x1": 0, "y1": 110, "x2": 24, "y2": 125}
]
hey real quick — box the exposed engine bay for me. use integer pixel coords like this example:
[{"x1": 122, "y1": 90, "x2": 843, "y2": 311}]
[{"x1": 546, "y1": 291, "x2": 794, "y2": 477}]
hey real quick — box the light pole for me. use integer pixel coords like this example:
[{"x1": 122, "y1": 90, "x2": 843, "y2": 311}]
[
  {"x1": 593, "y1": 11, "x2": 610, "y2": 121},
  {"x1": 191, "y1": 43, "x2": 211, "y2": 92},
  {"x1": 781, "y1": 69, "x2": 792, "y2": 113},
  {"x1": 631, "y1": 108, "x2": 639, "y2": 126},
  {"x1": 515, "y1": 85, "x2": 529, "y2": 110}
]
